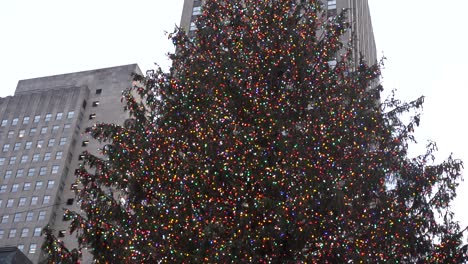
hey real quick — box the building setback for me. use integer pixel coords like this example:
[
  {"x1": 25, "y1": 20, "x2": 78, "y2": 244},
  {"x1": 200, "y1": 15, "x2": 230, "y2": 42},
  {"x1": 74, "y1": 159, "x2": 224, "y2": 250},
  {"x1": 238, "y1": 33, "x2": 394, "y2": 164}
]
[{"x1": 0, "y1": 64, "x2": 141, "y2": 263}]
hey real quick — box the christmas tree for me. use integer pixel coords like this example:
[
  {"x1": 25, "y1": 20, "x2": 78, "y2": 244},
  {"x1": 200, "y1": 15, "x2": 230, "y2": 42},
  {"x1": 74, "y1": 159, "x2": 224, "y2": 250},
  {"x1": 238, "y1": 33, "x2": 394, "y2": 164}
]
[{"x1": 43, "y1": 0, "x2": 467, "y2": 262}]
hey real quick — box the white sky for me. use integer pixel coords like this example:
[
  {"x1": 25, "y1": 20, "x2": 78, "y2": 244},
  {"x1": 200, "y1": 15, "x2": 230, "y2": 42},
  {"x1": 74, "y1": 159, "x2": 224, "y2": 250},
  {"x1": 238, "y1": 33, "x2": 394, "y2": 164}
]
[{"x1": 0, "y1": 0, "x2": 466, "y2": 231}]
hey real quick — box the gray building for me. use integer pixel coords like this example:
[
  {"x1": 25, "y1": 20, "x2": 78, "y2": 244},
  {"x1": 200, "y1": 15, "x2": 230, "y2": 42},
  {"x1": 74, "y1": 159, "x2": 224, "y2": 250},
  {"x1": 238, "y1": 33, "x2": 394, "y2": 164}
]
[
  {"x1": 179, "y1": 0, "x2": 377, "y2": 65},
  {"x1": 0, "y1": 1, "x2": 377, "y2": 263},
  {"x1": 0, "y1": 64, "x2": 141, "y2": 263},
  {"x1": 0, "y1": 247, "x2": 33, "y2": 264}
]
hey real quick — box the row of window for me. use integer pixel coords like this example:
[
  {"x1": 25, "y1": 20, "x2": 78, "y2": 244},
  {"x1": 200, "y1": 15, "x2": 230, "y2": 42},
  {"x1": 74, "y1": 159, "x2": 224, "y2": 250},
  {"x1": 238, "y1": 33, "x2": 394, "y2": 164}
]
[
  {"x1": 1, "y1": 152, "x2": 63, "y2": 168},
  {"x1": 327, "y1": 0, "x2": 337, "y2": 16},
  {"x1": 3, "y1": 165, "x2": 60, "y2": 179},
  {"x1": 0, "y1": 230, "x2": 67, "y2": 254},
  {"x1": 13, "y1": 243, "x2": 38, "y2": 254},
  {"x1": 0, "y1": 197, "x2": 73, "y2": 210},
  {"x1": 1, "y1": 111, "x2": 75, "y2": 127},
  {"x1": 0, "y1": 227, "x2": 43, "y2": 239},
  {"x1": 0, "y1": 195, "x2": 52, "y2": 209},
  {"x1": 0, "y1": 179, "x2": 57, "y2": 194},
  {"x1": 2, "y1": 137, "x2": 67, "y2": 152},
  {"x1": 4, "y1": 123, "x2": 71, "y2": 139}
]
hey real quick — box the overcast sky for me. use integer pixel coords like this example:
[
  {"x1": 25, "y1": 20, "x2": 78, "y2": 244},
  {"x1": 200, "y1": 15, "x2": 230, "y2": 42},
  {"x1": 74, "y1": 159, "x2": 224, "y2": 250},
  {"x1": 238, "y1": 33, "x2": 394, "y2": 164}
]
[{"x1": 0, "y1": 0, "x2": 466, "y2": 229}]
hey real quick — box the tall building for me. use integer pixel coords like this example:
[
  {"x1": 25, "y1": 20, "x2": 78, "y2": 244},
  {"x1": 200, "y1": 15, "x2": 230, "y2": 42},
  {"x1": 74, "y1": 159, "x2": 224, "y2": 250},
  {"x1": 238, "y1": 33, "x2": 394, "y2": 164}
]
[
  {"x1": 0, "y1": 64, "x2": 141, "y2": 263},
  {"x1": 0, "y1": 1, "x2": 377, "y2": 263},
  {"x1": 180, "y1": 0, "x2": 377, "y2": 65}
]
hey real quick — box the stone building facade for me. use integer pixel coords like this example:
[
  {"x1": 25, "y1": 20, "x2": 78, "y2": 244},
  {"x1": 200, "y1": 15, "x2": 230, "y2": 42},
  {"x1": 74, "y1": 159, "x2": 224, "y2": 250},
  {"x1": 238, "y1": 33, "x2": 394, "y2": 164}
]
[{"x1": 0, "y1": 64, "x2": 141, "y2": 263}]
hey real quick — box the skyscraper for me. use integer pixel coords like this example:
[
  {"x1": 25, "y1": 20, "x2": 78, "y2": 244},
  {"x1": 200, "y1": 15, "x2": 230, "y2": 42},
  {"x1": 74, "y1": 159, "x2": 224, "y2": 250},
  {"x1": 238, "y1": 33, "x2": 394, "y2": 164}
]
[
  {"x1": 180, "y1": 0, "x2": 377, "y2": 65},
  {"x1": 0, "y1": 1, "x2": 378, "y2": 263},
  {"x1": 0, "y1": 64, "x2": 141, "y2": 263}
]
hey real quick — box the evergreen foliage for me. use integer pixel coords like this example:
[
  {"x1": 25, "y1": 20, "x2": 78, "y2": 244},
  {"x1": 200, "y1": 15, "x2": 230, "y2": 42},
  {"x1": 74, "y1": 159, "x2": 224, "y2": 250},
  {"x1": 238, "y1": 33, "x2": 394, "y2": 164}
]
[{"x1": 43, "y1": 0, "x2": 467, "y2": 262}]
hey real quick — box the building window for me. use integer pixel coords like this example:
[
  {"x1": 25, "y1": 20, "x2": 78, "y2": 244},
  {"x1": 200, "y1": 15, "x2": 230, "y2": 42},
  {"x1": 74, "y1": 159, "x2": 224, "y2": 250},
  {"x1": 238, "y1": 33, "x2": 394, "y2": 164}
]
[
  {"x1": 29, "y1": 128, "x2": 37, "y2": 136},
  {"x1": 59, "y1": 137, "x2": 67, "y2": 146},
  {"x1": 32, "y1": 154, "x2": 40, "y2": 162},
  {"x1": 7, "y1": 199, "x2": 14, "y2": 207},
  {"x1": 23, "y1": 182, "x2": 31, "y2": 191},
  {"x1": 18, "y1": 130, "x2": 25, "y2": 138},
  {"x1": 9, "y1": 228, "x2": 17, "y2": 238},
  {"x1": 63, "y1": 123, "x2": 71, "y2": 131},
  {"x1": 12, "y1": 118, "x2": 18, "y2": 126},
  {"x1": 89, "y1": 113, "x2": 96, "y2": 120},
  {"x1": 190, "y1": 22, "x2": 197, "y2": 31},
  {"x1": 43, "y1": 195, "x2": 50, "y2": 204},
  {"x1": 14, "y1": 143, "x2": 21, "y2": 151},
  {"x1": 34, "y1": 115, "x2": 40, "y2": 123},
  {"x1": 17, "y1": 244, "x2": 24, "y2": 252},
  {"x1": 48, "y1": 139, "x2": 55, "y2": 147},
  {"x1": 95, "y1": 89, "x2": 102, "y2": 94},
  {"x1": 22, "y1": 116, "x2": 30, "y2": 124},
  {"x1": 0, "y1": 230, "x2": 3, "y2": 239},
  {"x1": 25, "y1": 141, "x2": 32, "y2": 150},
  {"x1": 0, "y1": 158, "x2": 4, "y2": 165},
  {"x1": 21, "y1": 228, "x2": 29, "y2": 237},
  {"x1": 29, "y1": 243, "x2": 38, "y2": 254},
  {"x1": 33, "y1": 227, "x2": 42, "y2": 237},
  {"x1": 20, "y1": 155, "x2": 28, "y2": 163},
  {"x1": 27, "y1": 168, "x2": 35, "y2": 177},
  {"x1": 2, "y1": 144, "x2": 10, "y2": 152},
  {"x1": 52, "y1": 125, "x2": 59, "y2": 133},
  {"x1": 35, "y1": 181, "x2": 43, "y2": 190},
  {"x1": 37, "y1": 140, "x2": 44, "y2": 148},
  {"x1": 44, "y1": 152, "x2": 51, "y2": 161},
  {"x1": 1, "y1": 120, "x2": 7, "y2": 126},
  {"x1": 192, "y1": 6, "x2": 202, "y2": 16},
  {"x1": 0, "y1": 200, "x2": 2, "y2": 207},
  {"x1": 9, "y1": 157, "x2": 16, "y2": 165},
  {"x1": 58, "y1": 230, "x2": 66, "y2": 237},
  {"x1": 0, "y1": 185, "x2": 6, "y2": 193},
  {"x1": 45, "y1": 113, "x2": 52, "y2": 122},
  {"x1": 327, "y1": 0, "x2": 337, "y2": 17},
  {"x1": 4, "y1": 170, "x2": 12, "y2": 179},
  {"x1": 92, "y1": 101, "x2": 100, "y2": 107},
  {"x1": 66, "y1": 198, "x2": 74, "y2": 205},
  {"x1": 41, "y1": 127, "x2": 47, "y2": 134},
  {"x1": 13, "y1": 213, "x2": 22, "y2": 222},
  {"x1": 55, "y1": 151, "x2": 63, "y2": 160},
  {"x1": 31, "y1": 196, "x2": 38, "y2": 205},
  {"x1": 7, "y1": 131, "x2": 14, "y2": 138},
  {"x1": 39, "y1": 166, "x2": 47, "y2": 176},
  {"x1": 1, "y1": 215, "x2": 9, "y2": 224},
  {"x1": 26, "y1": 212, "x2": 33, "y2": 222},
  {"x1": 47, "y1": 180, "x2": 55, "y2": 189},
  {"x1": 11, "y1": 184, "x2": 19, "y2": 192},
  {"x1": 52, "y1": 165, "x2": 59, "y2": 174},
  {"x1": 18, "y1": 197, "x2": 27, "y2": 207},
  {"x1": 38, "y1": 211, "x2": 46, "y2": 221},
  {"x1": 16, "y1": 169, "x2": 23, "y2": 177},
  {"x1": 67, "y1": 111, "x2": 75, "y2": 119},
  {"x1": 56, "y1": 112, "x2": 63, "y2": 120}
]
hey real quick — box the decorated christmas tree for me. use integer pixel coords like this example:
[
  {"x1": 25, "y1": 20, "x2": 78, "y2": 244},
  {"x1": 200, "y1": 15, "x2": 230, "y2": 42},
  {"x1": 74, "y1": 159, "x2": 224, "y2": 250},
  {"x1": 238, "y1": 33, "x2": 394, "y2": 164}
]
[{"x1": 43, "y1": 0, "x2": 467, "y2": 262}]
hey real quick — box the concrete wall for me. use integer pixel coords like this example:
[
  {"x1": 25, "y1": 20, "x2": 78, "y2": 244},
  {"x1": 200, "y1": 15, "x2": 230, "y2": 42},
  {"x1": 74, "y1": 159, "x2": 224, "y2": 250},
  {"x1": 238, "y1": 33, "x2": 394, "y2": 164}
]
[{"x1": 0, "y1": 64, "x2": 142, "y2": 263}]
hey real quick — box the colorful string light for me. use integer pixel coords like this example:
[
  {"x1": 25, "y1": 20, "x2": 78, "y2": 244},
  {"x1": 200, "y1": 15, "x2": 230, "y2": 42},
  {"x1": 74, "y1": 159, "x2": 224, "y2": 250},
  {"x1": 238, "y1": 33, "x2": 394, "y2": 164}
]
[{"x1": 43, "y1": 0, "x2": 466, "y2": 263}]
